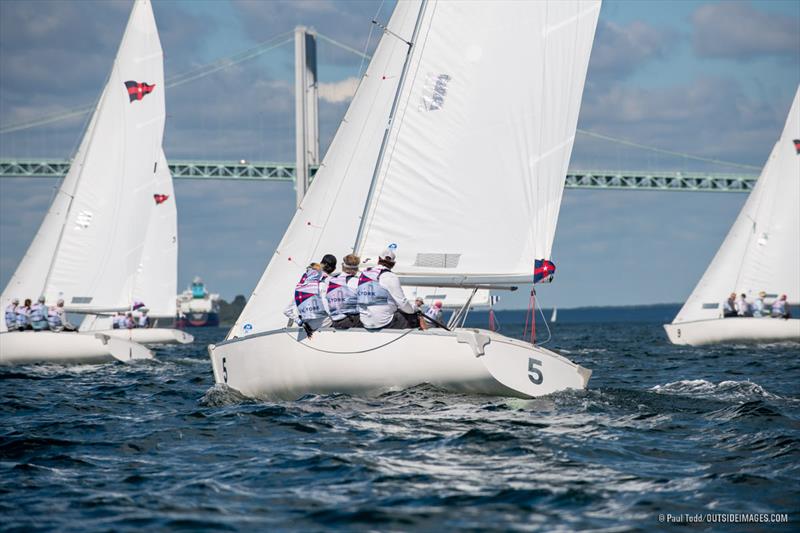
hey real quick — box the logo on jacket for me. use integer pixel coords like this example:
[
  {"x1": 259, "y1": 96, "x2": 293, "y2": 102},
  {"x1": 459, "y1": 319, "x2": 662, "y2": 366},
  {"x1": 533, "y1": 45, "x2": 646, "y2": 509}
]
[
  {"x1": 154, "y1": 194, "x2": 169, "y2": 205},
  {"x1": 124, "y1": 81, "x2": 155, "y2": 102}
]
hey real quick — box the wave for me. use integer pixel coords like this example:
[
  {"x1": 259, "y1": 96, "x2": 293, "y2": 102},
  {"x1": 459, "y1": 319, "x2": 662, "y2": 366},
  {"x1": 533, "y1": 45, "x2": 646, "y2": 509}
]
[{"x1": 649, "y1": 379, "x2": 784, "y2": 402}]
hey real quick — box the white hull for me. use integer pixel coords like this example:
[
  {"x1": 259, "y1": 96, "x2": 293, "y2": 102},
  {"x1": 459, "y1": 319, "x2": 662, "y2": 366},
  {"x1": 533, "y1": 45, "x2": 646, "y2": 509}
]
[
  {"x1": 664, "y1": 318, "x2": 800, "y2": 346},
  {"x1": 0, "y1": 331, "x2": 153, "y2": 365},
  {"x1": 99, "y1": 328, "x2": 193, "y2": 345},
  {"x1": 208, "y1": 328, "x2": 591, "y2": 400}
]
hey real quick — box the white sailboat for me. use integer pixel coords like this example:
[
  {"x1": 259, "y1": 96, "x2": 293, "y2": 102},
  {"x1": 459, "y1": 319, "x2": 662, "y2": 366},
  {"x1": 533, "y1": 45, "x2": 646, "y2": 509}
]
[
  {"x1": 209, "y1": 0, "x2": 601, "y2": 399},
  {"x1": 664, "y1": 87, "x2": 800, "y2": 346},
  {"x1": 0, "y1": 0, "x2": 188, "y2": 364},
  {"x1": 550, "y1": 307, "x2": 558, "y2": 323}
]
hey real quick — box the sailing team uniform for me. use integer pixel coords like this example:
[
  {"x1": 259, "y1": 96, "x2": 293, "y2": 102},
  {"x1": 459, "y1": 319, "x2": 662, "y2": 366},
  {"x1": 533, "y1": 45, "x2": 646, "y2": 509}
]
[
  {"x1": 284, "y1": 268, "x2": 332, "y2": 332},
  {"x1": 15, "y1": 306, "x2": 31, "y2": 330},
  {"x1": 423, "y1": 305, "x2": 444, "y2": 328},
  {"x1": 357, "y1": 265, "x2": 418, "y2": 329},
  {"x1": 30, "y1": 302, "x2": 49, "y2": 331},
  {"x1": 4, "y1": 303, "x2": 17, "y2": 330},
  {"x1": 735, "y1": 296, "x2": 751, "y2": 317},
  {"x1": 326, "y1": 272, "x2": 362, "y2": 329}
]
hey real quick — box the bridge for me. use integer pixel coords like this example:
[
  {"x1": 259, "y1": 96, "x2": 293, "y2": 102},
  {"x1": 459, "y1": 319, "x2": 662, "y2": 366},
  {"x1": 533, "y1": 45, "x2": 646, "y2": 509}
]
[
  {"x1": 0, "y1": 27, "x2": 762, "y2": 195},
  {"x1": 0, "y1": 158, "x2": 758, "y2": 193}
]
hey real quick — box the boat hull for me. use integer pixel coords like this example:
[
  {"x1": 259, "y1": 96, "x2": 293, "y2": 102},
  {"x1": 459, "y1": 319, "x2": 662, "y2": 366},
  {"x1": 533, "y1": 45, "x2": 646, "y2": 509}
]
[
  {"x1": 208, "y1": 328, "x2": 591, "y2": 400},
  {"x1": 176, "y1": 312, "x2": 219, "y2": 328},
  {"x1": 98, "y1": 328, "x2": 193, "y2": 345},
  {"x1": 0, "y1": 331, "x2": 148, "y2": 365},
  {"x1": 664, "y1": 317, "x2": 800, "y2": 346}
]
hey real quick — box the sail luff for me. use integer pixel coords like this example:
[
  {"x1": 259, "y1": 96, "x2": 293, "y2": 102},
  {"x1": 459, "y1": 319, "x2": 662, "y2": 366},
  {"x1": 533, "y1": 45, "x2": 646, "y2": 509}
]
[{"x1": 354, "y1": 0, "x2": 429, "y2": 254}]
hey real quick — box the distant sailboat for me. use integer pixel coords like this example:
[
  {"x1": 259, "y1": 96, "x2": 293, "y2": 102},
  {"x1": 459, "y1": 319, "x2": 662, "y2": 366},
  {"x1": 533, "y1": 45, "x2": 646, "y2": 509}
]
[
  {"x1": 209, "y1": 0, "x2": 601, "y2": 399},
  {"x1": 550, "y1": 307, "x2": 558, "y2": 323},
  {"x1": 664, "y1": 87, "x2": 800, "y2": 345},
  {"x1": 0, "y1": 0, "x2": 189, "y2": 364}
]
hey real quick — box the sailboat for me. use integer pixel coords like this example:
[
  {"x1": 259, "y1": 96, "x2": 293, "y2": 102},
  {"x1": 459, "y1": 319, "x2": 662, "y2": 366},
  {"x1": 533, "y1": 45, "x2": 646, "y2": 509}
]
[
  {"x1": 550, "y1": 307, "x2": 558, "y2": 323},
  {"x1": 0, "y1": 0, "x2": 188, "y2": 364},
  {"x1": 664, "y1": 87, "x2": 800, "y2": 346},
  {"x1": 209, "y1": 0, "x2": 601, "y2": 399}
]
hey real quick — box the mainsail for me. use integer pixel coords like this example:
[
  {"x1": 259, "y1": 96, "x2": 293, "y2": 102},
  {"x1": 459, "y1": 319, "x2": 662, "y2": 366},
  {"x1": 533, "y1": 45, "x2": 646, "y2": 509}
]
[
  {"x1": 672, "y1": 87, "x2": 800, "y2": 324},
  {"x1": 0, "y1": 0, "x2": 165, "y2": 331},
  {"x1": 231, "y1": 0, "x2": 600, "y2": 338}
]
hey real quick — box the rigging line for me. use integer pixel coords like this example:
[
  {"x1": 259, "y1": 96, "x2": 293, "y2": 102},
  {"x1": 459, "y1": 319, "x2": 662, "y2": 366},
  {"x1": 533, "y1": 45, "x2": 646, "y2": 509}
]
[
  {"x1": 283, "y1": 328, "x2": 415, "y2": 354},
  {"x1": 317, "y1": 32, "x2": 375, "y2": 62},
  {"x1": 356, "y1": 0, "x2": 383, "y2": 79},
  {"x1": 0, "y1": 33, "x2": 294, "y2": 135},
  {"x1": 576, "y1": 128, "x2": 761, "y2": 171}
]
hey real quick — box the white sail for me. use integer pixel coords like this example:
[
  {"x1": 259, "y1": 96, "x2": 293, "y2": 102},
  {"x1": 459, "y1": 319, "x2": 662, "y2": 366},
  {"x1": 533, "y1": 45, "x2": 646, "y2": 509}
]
[
  {"x1": 230, "y1": 1, "x2": 424, "y2": 337},
  {"x1": 0, "y1": 0, "x2": 164, "y2": 331},
  {"x1": 672, "y1": 87, "x2": 800, "y2": 324},
  {"x1": 132, "y1": 149, "x2": 177, "y2": 318},
  {"x1": 230, "y1": 0, "x2": 599, "y2": 339},
  {"x1": 357, "y1": 1, "x2": 601, "y2": 284}
]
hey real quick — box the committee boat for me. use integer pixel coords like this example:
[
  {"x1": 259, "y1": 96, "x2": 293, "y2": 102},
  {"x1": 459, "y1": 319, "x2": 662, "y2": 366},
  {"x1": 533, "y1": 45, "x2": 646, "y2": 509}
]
[
  {"x1": 664, "y1": 87, "x2": 800, "y2": 346},
  {"x1": 176, "y1": 277, "x2": 221, "y2": 328},
  {"x1": 0, "y1": 0, "x2": 189, "y2": 364},
  {"x1": 209, "y1": 0, "x2": 601, "y2": 399}
]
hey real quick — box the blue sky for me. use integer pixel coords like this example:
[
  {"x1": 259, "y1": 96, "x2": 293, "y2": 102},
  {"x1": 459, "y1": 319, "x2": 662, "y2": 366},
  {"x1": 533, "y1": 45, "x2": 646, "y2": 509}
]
[{"x1": 0, "y1": 0, "x2": 798, "y2": 310}]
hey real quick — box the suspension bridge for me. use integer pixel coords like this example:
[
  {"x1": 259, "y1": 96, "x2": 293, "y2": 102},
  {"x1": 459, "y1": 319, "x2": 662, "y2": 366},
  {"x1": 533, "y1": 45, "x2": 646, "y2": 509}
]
[{"x1": 0, "y1": 27, "x2": 761, "y2": 194}]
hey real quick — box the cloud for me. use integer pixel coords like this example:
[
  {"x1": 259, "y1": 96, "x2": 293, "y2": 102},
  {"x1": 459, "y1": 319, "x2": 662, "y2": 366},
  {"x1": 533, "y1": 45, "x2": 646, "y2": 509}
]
[
  {"x1": 573, "y1": 76, "x2": 789, "y2": 171},
  {"x1": 692, "y1": 2, "x2": 800, "y2": 61},
  {"x1": 587, "y1": 19, "x2": 675, "y2": 81},
  {"x1": 318, "y1": 76, "x2": 358, "y2": 103}
]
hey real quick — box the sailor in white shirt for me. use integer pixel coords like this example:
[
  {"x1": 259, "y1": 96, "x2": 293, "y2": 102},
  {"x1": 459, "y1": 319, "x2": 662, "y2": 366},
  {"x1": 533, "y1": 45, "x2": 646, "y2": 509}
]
[
  {"x1": 357, "y1": 247, "x2": 419, "y2": 329},
  {"x1": 735, "y1": 293, "x2": 752, "y2": 317},
  {"x1": 4, "y1": 298, "x2": 18, "y2": 330}
]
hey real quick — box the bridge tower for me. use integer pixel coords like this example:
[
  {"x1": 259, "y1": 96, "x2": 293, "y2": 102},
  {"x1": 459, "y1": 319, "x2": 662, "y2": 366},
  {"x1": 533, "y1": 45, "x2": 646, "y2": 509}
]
[{"x1": 294, "y1": 26, "x2": 319, "y2": 207}]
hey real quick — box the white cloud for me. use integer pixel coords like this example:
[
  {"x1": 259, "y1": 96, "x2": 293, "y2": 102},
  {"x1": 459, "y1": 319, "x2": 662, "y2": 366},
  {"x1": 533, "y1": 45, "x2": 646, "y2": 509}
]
[{"x1": 318, "y1": 77, "x2": 358, "y2": 103}]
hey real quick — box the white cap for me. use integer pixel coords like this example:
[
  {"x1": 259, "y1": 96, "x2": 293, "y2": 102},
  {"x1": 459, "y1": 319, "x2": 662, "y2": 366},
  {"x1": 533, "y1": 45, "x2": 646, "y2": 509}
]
[
  {"x1": 380, "y1": 247, "x2": 396, "y2": 262},
  {"x1": 38, "y1": 295, "x2": 46, "y2": 303},
  {"x1": 11, "y1": 298, "x2": 19, "y2": 304}
]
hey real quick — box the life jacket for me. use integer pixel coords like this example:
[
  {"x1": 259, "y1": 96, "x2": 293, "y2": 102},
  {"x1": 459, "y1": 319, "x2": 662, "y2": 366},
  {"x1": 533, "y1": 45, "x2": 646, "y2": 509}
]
[
  {"x1": 424, "y1": 305, "x2": 442, "y2": 322},
  {"x1": 326, "y1": 273, "x2": 358, "y2": 317},
  {"x1": 30, "y1": 303, "x2": 47, "y2": 323},
  {"x1": 357, "y1": 267, "x2": 391, "y2": 307},
  {"x1": 5, "y1": 304, "x2": 16, "y2": 328},
  {"x1": 16, "y1": 306, "x2": 30, "y2": 327},
  {"x1": 47, "y1": 308, "x2": 62, "y2": 329},
  {"x1": 294, "y1": 269, "x2": 327, "y2": 321}
]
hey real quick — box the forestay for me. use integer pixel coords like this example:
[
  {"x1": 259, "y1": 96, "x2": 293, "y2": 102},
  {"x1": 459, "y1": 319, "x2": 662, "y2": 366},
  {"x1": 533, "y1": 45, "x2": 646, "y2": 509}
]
[
  {"x1": 230, "y1": 0, "x2": 600, "y2": 339},
  {"x1": 673, "y1": 87, "x2": 800, "y2": 324},
  {"x1": 0, "y1": 0, "x2": 164, "y2": 332}
]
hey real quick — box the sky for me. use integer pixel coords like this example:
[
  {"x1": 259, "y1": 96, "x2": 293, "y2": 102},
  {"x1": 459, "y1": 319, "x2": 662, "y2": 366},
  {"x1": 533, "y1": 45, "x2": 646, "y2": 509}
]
[{"x1": 0, "y1": 0, "x2": 798, "y2": 310}]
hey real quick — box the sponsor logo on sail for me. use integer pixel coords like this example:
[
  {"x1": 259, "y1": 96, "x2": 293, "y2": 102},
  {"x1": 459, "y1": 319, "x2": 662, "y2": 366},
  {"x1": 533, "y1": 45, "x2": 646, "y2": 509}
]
[
  {"x1": 421, "y1": 74, "x2": 451, "y2": 111},
  {"x1": 793, "y1": 139, "x2": 800, "y2": 154},
  {"x1": 124, "y1": 81, "x2": 155, "y2": 102},
  {"x1": 153, "y1": 194, "x2": 169, "y2": 205}
]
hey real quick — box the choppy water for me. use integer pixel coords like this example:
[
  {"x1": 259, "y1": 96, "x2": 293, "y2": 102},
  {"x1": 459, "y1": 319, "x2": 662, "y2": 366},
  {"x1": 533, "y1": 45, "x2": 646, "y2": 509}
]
[{"x1": 1, "y1": 320, "x2": 798, "y2": 531}]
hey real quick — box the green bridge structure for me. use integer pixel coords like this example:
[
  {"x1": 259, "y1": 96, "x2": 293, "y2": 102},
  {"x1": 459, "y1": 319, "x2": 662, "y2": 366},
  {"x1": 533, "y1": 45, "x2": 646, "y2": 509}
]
[{"x1": 0, "y1": 158, "x2": 758, "y2": 193}]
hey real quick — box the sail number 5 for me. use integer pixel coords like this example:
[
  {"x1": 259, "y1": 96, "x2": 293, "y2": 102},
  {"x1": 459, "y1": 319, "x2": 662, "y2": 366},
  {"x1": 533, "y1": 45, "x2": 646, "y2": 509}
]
[{"x1": 528, "y1": 357, "x2": 543, "y2": 385}]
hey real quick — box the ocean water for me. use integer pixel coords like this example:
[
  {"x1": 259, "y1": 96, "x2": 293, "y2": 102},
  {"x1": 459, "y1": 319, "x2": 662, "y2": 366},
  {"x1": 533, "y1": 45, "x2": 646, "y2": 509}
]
[{"x1": 1, "y1": 318, "x2": 798, "y2": 531}]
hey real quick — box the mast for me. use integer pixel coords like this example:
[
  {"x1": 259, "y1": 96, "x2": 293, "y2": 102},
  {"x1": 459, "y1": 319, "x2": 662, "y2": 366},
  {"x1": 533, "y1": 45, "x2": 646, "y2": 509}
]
[{"x1": 353, "y1": 0, "x2": 428, "y2": 254}]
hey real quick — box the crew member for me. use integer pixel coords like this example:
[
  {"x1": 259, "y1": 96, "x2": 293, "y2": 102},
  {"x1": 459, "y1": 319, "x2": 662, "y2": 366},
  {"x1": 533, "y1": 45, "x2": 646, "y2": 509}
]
[
  {"x1": 357, "y1": 247, "x2": 418, "y2": 329},
  {"x1": 326, "y1": 254, "x2": 362, "y2": 329},
  {"x1": 771, "y1": 294, "x2": 791, "y2": 319},
  {"x1": 284, "y1": 259, "x2": 333, "y2": 336},
  {"x1": 722, "y1": 293, "x2": 737, "y2": 318},
  {"x1": 752, "y1": 291, "x2": 767, "y2": 317},
  {"x1": 4, "y1": 298, "x2": 18, "y2": 330},
  {"x1": 30, "y1": 296, "x2": 49, "y2": 331},
  {"x1": 735, "y1": 293, "x2": 751, "y2": 317},
  {"x1": 48, "y1": 299, "x2": 76, "y2": 332},
  {"x1": 138, "y1": 309, "x2": 151, "y2": 328},
  {"x1": 16, "y1": 298, "x2": 32, "y2": 331},
  {"x1": 423, "y1": 300, "x2": 444, "y2": 328}
]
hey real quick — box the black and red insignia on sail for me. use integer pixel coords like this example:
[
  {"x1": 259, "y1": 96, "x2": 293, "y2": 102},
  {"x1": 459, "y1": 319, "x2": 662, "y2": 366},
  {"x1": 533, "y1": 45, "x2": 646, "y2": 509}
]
[
  {"x1": 153, "y1": 194, "x2": 169, "y2": 205},
  {"x1": 124, "y1": 81, "x2": 155, "y2": 102},
  {"x1": 533, "y1": 259, "x2": 556, "y2": 284},
  {"x1": 793, "y1": 139, "x2": 800, "y2": 154}
]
